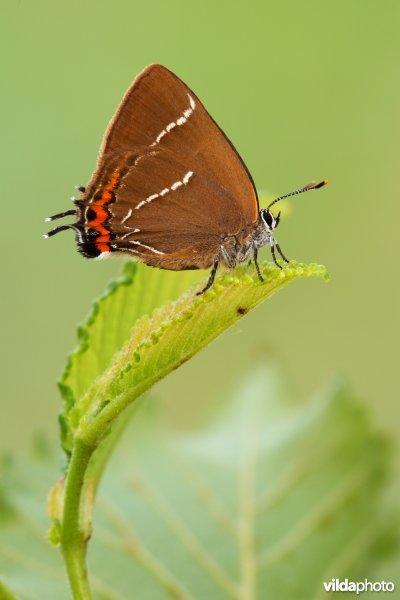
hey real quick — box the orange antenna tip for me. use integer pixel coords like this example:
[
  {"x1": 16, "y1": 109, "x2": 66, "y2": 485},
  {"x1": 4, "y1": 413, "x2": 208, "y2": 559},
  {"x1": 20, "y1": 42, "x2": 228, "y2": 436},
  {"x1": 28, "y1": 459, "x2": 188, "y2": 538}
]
[{"x1": 312, "y1": 179, "x2": 329, "y2": 189}]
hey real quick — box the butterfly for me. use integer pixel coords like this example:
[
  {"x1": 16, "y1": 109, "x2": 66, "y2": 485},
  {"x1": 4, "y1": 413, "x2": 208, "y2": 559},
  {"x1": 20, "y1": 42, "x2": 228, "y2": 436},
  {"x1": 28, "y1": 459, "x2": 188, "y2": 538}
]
[{"x1": 45, "y1": 64, "x2": 327, "y2": 294}]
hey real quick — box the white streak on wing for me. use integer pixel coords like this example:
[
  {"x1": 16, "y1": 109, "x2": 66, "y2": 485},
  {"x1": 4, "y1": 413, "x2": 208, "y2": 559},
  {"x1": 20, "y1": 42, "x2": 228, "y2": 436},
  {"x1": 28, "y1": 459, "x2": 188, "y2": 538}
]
[
  {"x1": 134, "y1": 154, "x2": 147, "y2": 165},
  {"x1": 111, "y1": 244, "x2": 145, "y2": 256},
  {"x1": 150, "y1": 93, "x2": 196, "y2": 147},
  {"x1": 121, "y1": 208, "x2": 132, "y2": 224},
  {"x1": 136, "y1": 192, "x2": 158, "y2": 209},
  {"x1": 183, "y1": 171, "x2": 193, "y2": 184},
  {"x1": 135, "y1": 171, "x2": 195, "y2": 210},
  {"x1": 129, "y1": 240, "x2": 165, "y2": 255},
  {"x1": 121, "y1": 247, "x2": 142, "y2": 254},
  {"x1": 171, "y1": 181, "x2": 183, "y2": 191},
  {"x1": 120, "y1": 229, "x2": 140, "y2": 240},
  {"x1": 156, "y1": 130, "x2": 167, "y2": 143}
]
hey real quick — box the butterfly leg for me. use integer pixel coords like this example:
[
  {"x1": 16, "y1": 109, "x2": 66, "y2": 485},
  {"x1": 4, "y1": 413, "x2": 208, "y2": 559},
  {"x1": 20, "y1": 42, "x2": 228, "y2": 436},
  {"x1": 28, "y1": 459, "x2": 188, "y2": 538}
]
[
  {"x1": 276, "y1": 242, "x2": 290, "y2": 264},
  {"x1": 270, "y1": 243, "x2": 283, "y2": 270},
  {"x1": 197, "y1": 255, "x2": 220, "y2": 295},
  {"x1": 253, "y1": 248, "x2": 264, "y2": 282}
]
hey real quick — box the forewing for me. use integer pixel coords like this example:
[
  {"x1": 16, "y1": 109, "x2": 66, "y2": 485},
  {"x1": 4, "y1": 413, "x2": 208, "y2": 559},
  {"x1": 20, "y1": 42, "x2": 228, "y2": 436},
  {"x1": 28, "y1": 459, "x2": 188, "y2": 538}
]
[{"x1": 97, "y1": 64, "x2": 259, "y2": 224}]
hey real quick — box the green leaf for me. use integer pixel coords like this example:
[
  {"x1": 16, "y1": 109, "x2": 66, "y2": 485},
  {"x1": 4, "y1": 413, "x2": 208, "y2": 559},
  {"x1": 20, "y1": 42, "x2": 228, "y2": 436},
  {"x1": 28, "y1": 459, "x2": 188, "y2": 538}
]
[
  {"x1": 0, "y1": 368, "x2": 393, "y2": 599},
  {"x1": 59, "y1": 263, "x2": 200, "y2": 454},
  {"x1": 60, "y1": 263, "x2": 202, "y2": 409},
  {"x1": 61, "y1": 261, "x2": 328, "y2": 453}
]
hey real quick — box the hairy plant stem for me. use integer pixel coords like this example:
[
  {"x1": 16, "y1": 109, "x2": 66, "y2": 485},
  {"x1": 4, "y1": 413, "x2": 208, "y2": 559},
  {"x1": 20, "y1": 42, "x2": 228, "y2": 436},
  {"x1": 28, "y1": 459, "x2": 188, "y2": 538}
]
[
  {"x1": 61, "y1": 377, "x2": 204, "y2": 597},
  {"x1": 61, "y1": 439, "x2": 94, "y2": 600},
  {"x1": 61, "y1": 405, "x2": 137, "y2": 599}
]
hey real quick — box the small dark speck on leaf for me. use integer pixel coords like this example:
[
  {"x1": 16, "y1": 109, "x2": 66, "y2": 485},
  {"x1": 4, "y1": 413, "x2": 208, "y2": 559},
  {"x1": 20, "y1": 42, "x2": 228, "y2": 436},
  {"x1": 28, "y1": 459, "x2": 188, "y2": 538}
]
[{"x1": 237, "y1": 306, "x2": 248, "y2": 315}]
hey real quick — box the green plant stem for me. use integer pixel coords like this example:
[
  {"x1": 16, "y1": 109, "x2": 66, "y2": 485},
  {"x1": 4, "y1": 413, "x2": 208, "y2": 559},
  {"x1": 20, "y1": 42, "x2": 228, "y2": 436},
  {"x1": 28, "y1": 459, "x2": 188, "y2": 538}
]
[
  {"x1": 61, "y1": 439, "x2": 94, "y2": 600},
  {"x1": 82, "y1": 385, "x2": 151, "y2": 448},
  {"x1": 86, "y1": 401, "x2": 140, "y2": 496},
  {"x1": 61, "y1": 402, "x2": 141, "y2": 599}
]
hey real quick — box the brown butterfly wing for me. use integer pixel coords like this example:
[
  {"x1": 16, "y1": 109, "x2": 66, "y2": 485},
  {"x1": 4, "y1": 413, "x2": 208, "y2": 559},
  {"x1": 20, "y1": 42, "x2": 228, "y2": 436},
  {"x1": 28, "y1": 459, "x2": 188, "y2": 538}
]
[
  {"x1": 105, "y1": 149, "x2": 245, "y2": 269},
  {"x1": 99, "y1": 65, "x2": 258, "y2": 216},
  {"x1": 84, "y1": 64, "x2": 259, "y2": 268}
]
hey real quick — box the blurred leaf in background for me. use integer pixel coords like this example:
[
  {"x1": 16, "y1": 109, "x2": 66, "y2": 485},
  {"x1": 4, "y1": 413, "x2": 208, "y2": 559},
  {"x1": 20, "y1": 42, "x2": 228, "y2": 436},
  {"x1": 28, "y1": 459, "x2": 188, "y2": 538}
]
[{"x1": 0, "y1": 368, "x2": 395, "y2": 599}]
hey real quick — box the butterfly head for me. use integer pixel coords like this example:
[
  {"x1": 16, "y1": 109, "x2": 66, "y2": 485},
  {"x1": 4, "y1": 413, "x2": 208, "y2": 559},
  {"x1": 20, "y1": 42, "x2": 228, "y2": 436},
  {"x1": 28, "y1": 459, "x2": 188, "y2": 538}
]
[
  {"x1": 260, "y1": 179, "x2": 329, "y2": 234},
  {"x1": 260, "y1": 209, "x2": 280, "y2": 233}
]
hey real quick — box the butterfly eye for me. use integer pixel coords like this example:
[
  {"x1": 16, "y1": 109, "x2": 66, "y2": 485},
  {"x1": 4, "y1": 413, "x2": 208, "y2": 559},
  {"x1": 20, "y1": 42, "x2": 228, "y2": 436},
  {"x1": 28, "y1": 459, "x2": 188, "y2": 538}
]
[{"x1": 263, "y1": 210, "x2": 274, "y2": 229}]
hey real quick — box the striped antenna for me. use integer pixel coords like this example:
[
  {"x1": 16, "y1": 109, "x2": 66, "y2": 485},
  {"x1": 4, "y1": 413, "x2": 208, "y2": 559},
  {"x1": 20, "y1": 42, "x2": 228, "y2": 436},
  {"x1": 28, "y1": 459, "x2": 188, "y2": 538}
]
[{"x1": 267, "y1": 180, "x2": 328, "y2": 210}]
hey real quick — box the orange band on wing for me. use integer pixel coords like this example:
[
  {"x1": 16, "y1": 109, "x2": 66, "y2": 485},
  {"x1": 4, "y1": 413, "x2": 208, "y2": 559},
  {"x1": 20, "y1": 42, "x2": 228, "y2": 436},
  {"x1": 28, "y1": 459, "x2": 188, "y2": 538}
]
[{"x1": 86, "y1": 169, "x2": 121, "y2": 253}]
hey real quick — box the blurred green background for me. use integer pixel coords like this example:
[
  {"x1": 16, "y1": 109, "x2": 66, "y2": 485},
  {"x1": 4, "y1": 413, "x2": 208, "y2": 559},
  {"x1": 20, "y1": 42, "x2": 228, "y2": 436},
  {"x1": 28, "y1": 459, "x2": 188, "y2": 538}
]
[{"x1": 1, "y1": 0, "x2": 399, "y2": 456}]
